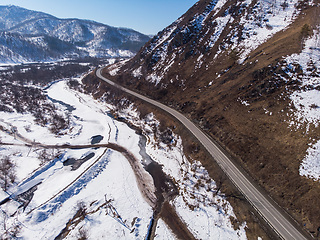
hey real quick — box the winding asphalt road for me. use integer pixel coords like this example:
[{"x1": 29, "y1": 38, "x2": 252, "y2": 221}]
[{"x1": 97, "y1": 67, "x2": 310, "y2": 240}]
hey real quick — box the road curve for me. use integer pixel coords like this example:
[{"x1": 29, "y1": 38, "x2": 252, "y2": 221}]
[{"x1": 96, "y1": 67, "x2": 309, "y2": 240}]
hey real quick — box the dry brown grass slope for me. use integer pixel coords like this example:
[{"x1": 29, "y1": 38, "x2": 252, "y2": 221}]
[{"x1": 102, "y1": 1, "x2": 320, "y2": 237}]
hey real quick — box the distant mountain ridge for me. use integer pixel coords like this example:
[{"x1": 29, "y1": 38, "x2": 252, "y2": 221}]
[
  {"x1": 0, "y1": 5, "x2": 150, "y2": 63},
  {"x1": 0, "y1": 5, "x2": 51, "y2": 30}
]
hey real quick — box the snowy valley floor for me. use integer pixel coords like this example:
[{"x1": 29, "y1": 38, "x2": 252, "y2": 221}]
[{"x1": 0, "y1": 77, "x2": 248, "y2": 239}]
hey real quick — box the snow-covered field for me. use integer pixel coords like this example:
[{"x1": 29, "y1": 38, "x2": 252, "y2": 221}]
[
  {"x1": 116, "y1": 99, "x2": 248, "y2": 240},
  {"x1": 0, "y1": 77, "x2": 247, "y2": 239},
  {"x1": 147, "y1": 144, "x2": 247, "y2": 240},
  {"x1": 0, "y1": 80, "x2": 154, "y2": 239}
]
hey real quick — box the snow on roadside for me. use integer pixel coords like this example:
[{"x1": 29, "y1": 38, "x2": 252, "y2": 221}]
[
  {"x1": 108, "y1": 59, "x2": 130, "y2": 76},
  {"x1": 116, "y1": 106, "x2": 248, "y2": 239},
  {"x1": 150, "y1": 141, "x2": 247, "y2": 239}
]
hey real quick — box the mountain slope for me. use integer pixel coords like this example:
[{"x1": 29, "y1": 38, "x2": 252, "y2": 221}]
[
  {"x1": 103, "y1": 0, "x2": 320, "y2": 237},
  {"x1": 0, "y1": 5, "x2": 150, "y2": 63},
  {"x1": 0, "y1": 31, "x2": 79, "y2": 62},
  {"x1": 0, "y1": 5, "x2": 52, "y2": 30}
]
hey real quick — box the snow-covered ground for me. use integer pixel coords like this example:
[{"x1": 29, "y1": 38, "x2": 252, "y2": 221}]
[
  {"x1": 281, "y1": 27, "x2": 320, "y2": 181},
  {"x1": 208, "y1": 0, "x2": 302, "y2": 62},
  {"x1": 117, "y1": 104, "x2": 248, "y2": 239},
  {"x1": 238, "y1": 0, "x2": 301, "y2": 62},
  {"x1": 300, "y1": 140, "x2": 320, "y2": 181},
  {"x1": 0, "y1": 80, "x2": 153, "y2": 239},
  {"x1": 287, "y1": 28, "x2": 320, "y2": 128},
  {"x1": 147, "y1": 144, "x2": 247, "y2": 239},
  {"x1": 0, "y1": 76, "x2": 248, "y2": 239},
  {"x1": 154, "y1": 219, "x2": 176, "y2": 240}
]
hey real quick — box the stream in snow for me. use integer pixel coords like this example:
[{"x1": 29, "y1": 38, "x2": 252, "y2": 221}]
[
  {"x1": 0, "y1": 79, "x2": 154, "y2": 239},
  {"x1": 139, "y1": 135, "x2": 154, "y2": 166},
  {"x1": 44, "y1": 80, "x2": 177, "y2": 238},
  {"x1": 97, "y1": 112, "x2": 177, "y2": 238},
  {"x1": 0, "y1": 77, "x2": 249, "y2": 239},
  {"x1": 0, "y1": 79, "x2": 173, "y2": 239}
]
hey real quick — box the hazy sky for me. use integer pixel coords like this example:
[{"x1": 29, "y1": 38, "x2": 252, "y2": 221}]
[{"x1": 0, "y1": 0, "x2": 198, "y2": 35}]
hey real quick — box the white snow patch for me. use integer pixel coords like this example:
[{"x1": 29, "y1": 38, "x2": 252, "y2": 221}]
[
  {"x1": 290, "y1": 90, "x2": 320, "y2": 128},
  {"x1": 132, "y1": 66, "x2": 142, "y2": 78},
  {"x1": 150, "y1": 25, "x2": 178, "y2": 52},
  {"x1": 238, "y1": 98, "x2": 250, "y2": 106},
  {"x1": 238, "y1": 0, "x2": 300, "y2": 63},
  {"x1": 286, "y1": 28, "x2": 320, "y2": 128},
  {"x1": 208, "y1": 16, "x2": 232, "y2": 48},
  {"x1": 300, "y1": 140, "x2": 320, "y2": 181},
  {"x1": 173, "y1": 195, "x2": 247, "y2": 240},
  {"x1": 154, "y1": 219, "x2": 176, "y2": 240},
  {"x1": 282, "y1": 28, "x2": 320, "y2": 180},
  {"x1": 146, "y1": 73, "x2": 162, "y2": 85},
  {"x1": 108, "y1": 59, "x2": 130, "y2": 76}
]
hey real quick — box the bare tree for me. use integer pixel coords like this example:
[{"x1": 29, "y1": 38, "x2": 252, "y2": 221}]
[
  {"x1": 1, "y1": 210, "x2": 21, "y2": 240},
  {"x1": 215, "y1": 170, "x2": 227, "y2": 195},
  {"x1": 0, "y1": 156, "x2": 16, "y2": 192},
  {"x1": 37, "y1": 149, "x2": 53, "y2": 166},
  {"x1": 50, "y1": 114, "x2": 68, "y2": 135},
  {"x1": 77, "y1": 227, "x2": 88, "y2": 240},
  {"x1": 76, "y1": 201, "x2": 87, "y2": 219}
]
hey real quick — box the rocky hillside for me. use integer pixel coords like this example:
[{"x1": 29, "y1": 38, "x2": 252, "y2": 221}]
[
  {"x1": 104, "y1": 0, "x2": 320, "y2": 237},
  {"x1": 0, "y1": 5, "x2": 150, "y2": 63}
]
